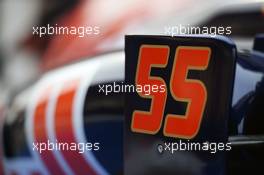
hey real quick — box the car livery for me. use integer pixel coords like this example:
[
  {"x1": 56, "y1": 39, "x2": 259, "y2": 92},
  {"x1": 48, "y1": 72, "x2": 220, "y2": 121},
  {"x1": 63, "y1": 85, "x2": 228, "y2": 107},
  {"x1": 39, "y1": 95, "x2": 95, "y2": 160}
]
[
  {"x1": 2, "y1": 34, "x2": 264, "y2": 175},
  {"x1": 1, "y1": 1, "x2": 264, "y2": 175},
  {"x1": 2, "y1": 52, "x2": 124, "y2": 175}
]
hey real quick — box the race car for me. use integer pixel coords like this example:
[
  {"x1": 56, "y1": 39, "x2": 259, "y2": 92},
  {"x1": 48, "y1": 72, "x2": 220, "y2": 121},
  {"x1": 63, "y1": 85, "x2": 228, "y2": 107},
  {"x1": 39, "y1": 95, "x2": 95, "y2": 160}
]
[{"x1": 1, "y1": 0, "x2": 264, "y2": 175}]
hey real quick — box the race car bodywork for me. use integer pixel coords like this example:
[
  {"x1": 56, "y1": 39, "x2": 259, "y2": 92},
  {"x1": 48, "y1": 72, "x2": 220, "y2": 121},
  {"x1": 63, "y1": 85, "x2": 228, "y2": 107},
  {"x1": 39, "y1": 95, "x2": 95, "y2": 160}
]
[
  {"x1": 2, "y1": 52, "x2": 124, "y2": 175},
  {"x1": 1, "y1": 1, "x2": 264, "y2": 175},
  {"x1": 125, "y1": 35, "x2": 236, "y2": 175},
  {"x1": 1, "y1": 35, "x2": 264, "y2": 175},
  {"x1": 124, "y1": 35, "x2": 264, "y2": 175}
]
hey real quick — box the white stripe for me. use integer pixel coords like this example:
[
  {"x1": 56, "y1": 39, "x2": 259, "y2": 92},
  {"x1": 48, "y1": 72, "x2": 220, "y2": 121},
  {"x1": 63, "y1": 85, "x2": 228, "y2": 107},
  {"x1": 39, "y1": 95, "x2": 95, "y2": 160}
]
[{"x1": 73, "y1": 61, "x2": 109, "y2": 175}]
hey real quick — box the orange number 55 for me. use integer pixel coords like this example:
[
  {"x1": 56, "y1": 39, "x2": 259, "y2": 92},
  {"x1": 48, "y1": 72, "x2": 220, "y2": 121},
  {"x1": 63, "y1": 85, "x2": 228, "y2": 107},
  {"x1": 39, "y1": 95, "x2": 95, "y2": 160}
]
[{"x1": 131, "y1": 45, "x2": 211, "y2": 139}]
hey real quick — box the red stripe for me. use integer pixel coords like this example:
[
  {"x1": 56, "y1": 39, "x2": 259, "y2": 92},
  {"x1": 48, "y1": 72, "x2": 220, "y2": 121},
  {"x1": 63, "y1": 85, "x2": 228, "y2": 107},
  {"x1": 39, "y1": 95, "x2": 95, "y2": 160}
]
[
  {"x1": 54, "y1": 81, "x2": 97, "y2": 175},
  {"x1": 34, "y1": 89, "x2": 65, "y2": 175}
]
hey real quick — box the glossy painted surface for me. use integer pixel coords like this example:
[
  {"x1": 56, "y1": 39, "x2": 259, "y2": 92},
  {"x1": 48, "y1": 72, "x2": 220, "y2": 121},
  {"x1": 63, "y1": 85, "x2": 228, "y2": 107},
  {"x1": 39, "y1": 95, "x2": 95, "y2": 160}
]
[
  {"x1": 2, "y1": 52, "x2": 124, "y2": 175},
  {"x1": 1, "y1": 35, "x2": 264, "y2": 175},
  {"x1": 125, "y1": 35, "x2": 236, "y2": 175}
]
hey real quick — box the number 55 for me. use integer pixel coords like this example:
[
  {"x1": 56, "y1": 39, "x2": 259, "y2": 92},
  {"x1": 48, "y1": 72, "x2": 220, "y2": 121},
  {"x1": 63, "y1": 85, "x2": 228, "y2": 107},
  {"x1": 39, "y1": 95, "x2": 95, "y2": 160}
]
[{"x1": 131, "y1": 45, "x2": 211, "y2": 139}]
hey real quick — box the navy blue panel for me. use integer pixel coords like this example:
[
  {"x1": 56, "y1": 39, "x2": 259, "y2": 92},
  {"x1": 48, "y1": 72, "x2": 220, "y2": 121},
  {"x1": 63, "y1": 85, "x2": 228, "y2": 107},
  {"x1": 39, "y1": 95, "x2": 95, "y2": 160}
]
[
  {"x1": 125, "y1": 35, "x2": 237, "y2": 175},
  {"x1": 84, "y1": 119, "x2": 123, "y2": 175}
]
